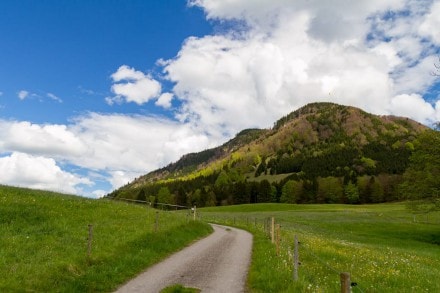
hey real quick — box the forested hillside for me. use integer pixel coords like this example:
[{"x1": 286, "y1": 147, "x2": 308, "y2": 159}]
[{"x1": 108, "y1": 102, "x2": 428, "y2": 206}]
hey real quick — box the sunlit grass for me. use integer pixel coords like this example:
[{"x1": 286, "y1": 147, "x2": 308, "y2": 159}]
[
  {"x1": 0, "y1": 185, "x2": 212, "y2": 292},
  {"x1": 200, "y1": 203, "x2": 440, "y2": 292}
]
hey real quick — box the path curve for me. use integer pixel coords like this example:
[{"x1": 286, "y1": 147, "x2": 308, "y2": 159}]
[{"x1": 115, "y1": 224, "x2": 253, "y2": 293}]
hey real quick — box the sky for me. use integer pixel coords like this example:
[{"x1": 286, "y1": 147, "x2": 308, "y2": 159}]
[{"x1": 0, "y1": 0, "x2": 439, "y2": 198}]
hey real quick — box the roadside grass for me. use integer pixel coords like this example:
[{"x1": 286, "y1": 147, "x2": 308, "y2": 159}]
[
  {"x1": 200, "y1": 203, "x2": 440, "y2": 292},
  {"x1": 160, "y1": 284, "x2": 201, "y2": 293},
  {"x1": 0, "y1": 185, "x2": 212, "y2": 292}
]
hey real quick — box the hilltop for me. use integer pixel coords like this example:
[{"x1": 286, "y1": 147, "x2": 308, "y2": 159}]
[{"x1": 109, "y1": 102, "x2": 427, "y2": 206}]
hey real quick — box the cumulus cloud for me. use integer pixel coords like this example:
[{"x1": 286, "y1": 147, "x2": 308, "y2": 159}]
[
  {"x1": 155, "y1": 93, "x2": 174, "y2": 108},
  {"x1": 70, "y1": 113, "x2": 213, "y2": 173},
  {"x1": 107, "y1": 65, "x2": 162, "y2": 105},
  {"x1": 390, "y1": 94, "x2": 436, "y2": 122},
  {"x1": 0, "y1": 120, "x2": 88, "y2": 157},
  {"x1": 18, "y1": 90, "x2": 29, "y2": 100},
  {"x1": 163, "y1": 0, "x2": 440, "y2": 133},
  {"x1": 0, "y1": 152, "x2": 92, "y2": 194},
  {"x1": 0, "y1": 113, "x2": 215, "y2": 191},
  {"x1": 90, "y1": 189, "x2": 107, "y2": 199},
  {"x1": 419, "y1": 1, "x2": 440, "y2": 44}
]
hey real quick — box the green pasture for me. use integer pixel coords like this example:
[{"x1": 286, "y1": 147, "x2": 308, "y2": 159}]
[
  {"x1": 0, "y1": 186, "x2": 211, "y2": 292},
  {"x1": 200, "y1": 203, "x2": 440, "y2": 292}
]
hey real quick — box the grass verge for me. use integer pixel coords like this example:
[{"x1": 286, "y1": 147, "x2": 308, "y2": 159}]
[
  {"x1": 0, "y1": 185, "x2": 212, "y2": 292},
  {"x1": 200, "y1": 203, "x2": 440, "y2": 292}
]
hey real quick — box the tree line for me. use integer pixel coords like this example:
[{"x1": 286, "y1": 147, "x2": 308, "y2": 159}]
[{"x1": 118, "y1": 172, "x2": 403, "y2": 208}]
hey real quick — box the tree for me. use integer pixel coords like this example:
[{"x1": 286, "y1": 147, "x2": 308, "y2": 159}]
[
  {"x1": 215, "y1": 170, "x2": 230, "y2": 187},
  {"x1": 317, "y1": 177, "x2": 343, "y2": 203},
  {"x1": 344, "y1": 181, "x2": 360, "y2": 204},
  {"x1": 137, "y1": 189, "x2": 146, "y2": 201},
  {"x1": 400, "y1": 130, "x2": 440, "y2": 212},
  {"x1": 258, "y1": 180, "x2": 273, "y2": 202},
  {"x1": 157, "y1": 186, "x2": 173, "y2": 206},
  {"x1": 175, "y1": 187, "x2": 187, "y2": 207},
  {"x1": 280, "y1": 180, "x2": 303, "y2": 203}
]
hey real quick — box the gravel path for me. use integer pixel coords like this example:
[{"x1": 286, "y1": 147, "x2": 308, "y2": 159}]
[{"x1": 115, "y1": 224, "x2": 253, "y2": 293}]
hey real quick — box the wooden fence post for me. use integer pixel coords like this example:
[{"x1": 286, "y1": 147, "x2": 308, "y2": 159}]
[
  {"x1": 87, "y1": 224, "x2": 93, "y2": 258},
  {"x1": 340, "y1": 272, "x2": 351, "y2": 293},
  {"x1": 293, "y1": 235, "x2": 299, "y2": 281},
  {"x1": 193, "y1": 205, "x2": 197, "y2": 221}
]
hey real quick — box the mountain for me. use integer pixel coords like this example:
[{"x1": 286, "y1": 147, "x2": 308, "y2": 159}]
[{"x1": 108, "y1": 102, "x2": 428, "y2": 206}]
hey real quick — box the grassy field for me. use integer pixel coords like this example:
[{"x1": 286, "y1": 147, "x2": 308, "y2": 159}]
[
  {"x1": 3, "y1": 184, "x2": 439, "y2": 292},
  {"x1": 0, "y1": 185, "x2": 212, "y2": 292},
  {"x1": 200, "y1": 203, "x2": 440, "y2": 292}
]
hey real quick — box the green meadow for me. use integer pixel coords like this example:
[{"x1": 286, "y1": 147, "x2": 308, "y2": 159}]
[
  {"x1": 200, "y1": 203, "x2": 440, "y2": 292},
  {"x1": 0, "y1": 185, "x2": 211, "y2": 292},
  {"x1": 2, "y1": 184, "x2": 439, "y2": 292}
]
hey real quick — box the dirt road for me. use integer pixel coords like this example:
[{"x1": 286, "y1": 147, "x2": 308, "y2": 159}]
[{"x1": 115, "y1": 224, "x2": 253, "y2": 293}]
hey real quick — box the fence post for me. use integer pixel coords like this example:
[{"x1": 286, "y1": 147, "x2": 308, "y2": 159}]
[
  {"x1": 193, "y1": 205, "x2": 197, "y2": 221},
  {"x1": 87, "y1": 224, "x2": 93, "y2": 258},
  {"x1": 271, "y1": 217, "x2": 275, "y2": 243},
  {"x1": 340, "y1": 272, "x2": 351, "y2": 293},
  {"x1": 293, "y1": 235, "x2": 299, "y2": 281}
]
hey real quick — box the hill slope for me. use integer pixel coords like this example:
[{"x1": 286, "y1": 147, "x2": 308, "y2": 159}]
[
  {"x1": 0, "y1": 185, "x2": 210, "y2": 292},
  {"x1": 109, "y1": 102, "x2": 427, "y2": 206}
]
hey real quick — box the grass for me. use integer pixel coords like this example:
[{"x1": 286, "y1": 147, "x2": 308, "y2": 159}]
[
  {"x1": 160, "y1": 284, "x2": 201, "y2": 293},
  {"x1": 200, "y1": 203, "x2": 440, "y2": 292},
  {"x1": 0, "y1": 185, "x2": 212, "y2": 292}
]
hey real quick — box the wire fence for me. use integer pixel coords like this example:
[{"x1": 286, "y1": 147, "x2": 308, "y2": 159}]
[
  {"x1": 199, "y1": 213, "x2": 370, "y2": 292},
  {"x1": 1, "y1": 198, "x2": 198, "y2": 259}
]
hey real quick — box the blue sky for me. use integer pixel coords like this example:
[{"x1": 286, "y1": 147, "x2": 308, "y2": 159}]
[
  {"x1": 0, "y1": 0, "x2": 439, "y2": 197},
  {"x1": 0, "y1": 1, "x2": 210, "y2": 123}
]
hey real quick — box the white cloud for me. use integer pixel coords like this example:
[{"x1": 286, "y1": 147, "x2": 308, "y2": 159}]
[
  {"x1": 18, "y1": 90, "x2": 29, "y2": 100},
  {"x1": 163, "y1": 0, "x2": 440, "y2": 135},
  {"x1": 105, "y1": 95, "x2": 124, "y2": 105},
  {"x1": 0, "y1": 113, "x2": 216, "y2": 191},
  {"x1": 109, "y1": 65, "x2": 162, "y2": 105},
  {"x1": 155, "y1": 93, "x2": 174, "y2": 108},
  {"x1": 436, "y1": 100, "x2": 440, "y2": 122},
  {"x1": 47, "y1": 92, "x2": 62, "y2": 103},
  {"x1": 0, "y1": 152, "x2": 92, "y2": 194},
  {"x1": 0, "y1": 120, "x2": 88, "y2": 158},
  {"x1": 390, "y1": 94, "x2": 436, "y2": 123},
  {"x1": 91, "y1": 189, "x2": 107, "y2": 199},
  {"x1": 419, "y1": 1, "x2": 440, "y2": 44},
  {"x1": 70, "y1": 113, "x2": 213, "y2": 173}
]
